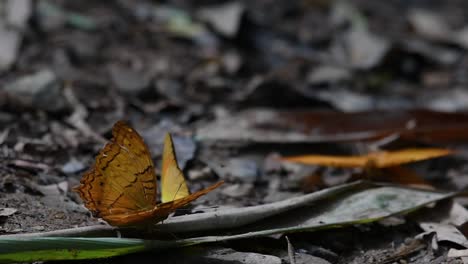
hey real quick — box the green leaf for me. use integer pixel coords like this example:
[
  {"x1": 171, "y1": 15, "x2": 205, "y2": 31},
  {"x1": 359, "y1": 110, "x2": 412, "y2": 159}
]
[{"x1": 0, "y1": 237, "x2": 146, "y2": 262}]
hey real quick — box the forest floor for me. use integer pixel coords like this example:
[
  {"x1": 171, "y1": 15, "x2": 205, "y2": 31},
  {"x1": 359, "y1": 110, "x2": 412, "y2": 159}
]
[{"x1": 2, "y1": 0, "x2": 468, "y2": 263}]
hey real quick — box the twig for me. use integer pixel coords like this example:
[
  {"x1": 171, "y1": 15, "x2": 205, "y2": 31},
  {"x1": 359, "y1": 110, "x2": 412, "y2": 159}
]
[
  {"x1": 1, "y1": 225, "x2": 118, "y2": 238},
  {"x1": 2, "y1": 181, "x2": 451, "y2": 240},
  {"x1": 9, "y1": 159, "x2": 51, "y2": 172},
  {"x1": 0, "y1": 128, "x2": 9, "y2": 145},
  {"x1": 3, "y1": 181, "x2": 367, "y2": 239},
  {"x1": 286, "y1": 236, "x2": 296, "y2": 264}
]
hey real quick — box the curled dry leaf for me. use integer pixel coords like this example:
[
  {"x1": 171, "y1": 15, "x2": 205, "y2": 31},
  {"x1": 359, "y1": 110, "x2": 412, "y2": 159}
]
[
  {"x1": 282, "y1": 148, "x2": 453, "y2": 168},
  {"x1": 282, "y1": 148, "x2": 452, "y2": 188}
]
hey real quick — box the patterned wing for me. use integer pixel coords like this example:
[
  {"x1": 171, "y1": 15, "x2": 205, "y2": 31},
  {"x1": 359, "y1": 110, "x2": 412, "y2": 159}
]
[
  {"x1": 102, "y1": 132, "x2": 224, "y2": 227},
  {"x1": 160, "y1": 133, "x2": 190, "y2": 203},
  {"x1": 94, "y1": 121, "x2": 157, "y2": 216},
  {"x1": 73, "y1": 165, "x2": 104, "y2": 216},
  {"x1": 102, "y1": 181, "x2": 224, "y2": 227}
]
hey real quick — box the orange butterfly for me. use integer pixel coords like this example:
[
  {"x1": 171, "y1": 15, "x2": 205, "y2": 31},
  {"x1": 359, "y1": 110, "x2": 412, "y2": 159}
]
[{"x1": 74, "y1": 121, "x2": 223, "y2": 227}]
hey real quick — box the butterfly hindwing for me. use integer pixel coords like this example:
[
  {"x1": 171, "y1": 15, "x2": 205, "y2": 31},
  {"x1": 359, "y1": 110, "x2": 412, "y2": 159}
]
[
  {"x1": 73, "y1": 165, "x2": 104, "y2": 216},
  {"x1": 103, "y1": 181, "x2": 224, "y2": 226},
  {"x1": 94, "y1": 121, "x2": 157, "y2": 216}
]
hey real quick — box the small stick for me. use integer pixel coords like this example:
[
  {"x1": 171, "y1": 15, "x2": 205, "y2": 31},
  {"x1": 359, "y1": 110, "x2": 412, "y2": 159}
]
[{"x1": 286, "y1": 236, "x2": 296, "y2": 264}]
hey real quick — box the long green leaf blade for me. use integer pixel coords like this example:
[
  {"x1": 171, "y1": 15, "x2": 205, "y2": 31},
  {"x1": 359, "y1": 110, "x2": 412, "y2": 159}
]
[{"x1": 0, "y1": 237, "x2": 148, "y2": 263}]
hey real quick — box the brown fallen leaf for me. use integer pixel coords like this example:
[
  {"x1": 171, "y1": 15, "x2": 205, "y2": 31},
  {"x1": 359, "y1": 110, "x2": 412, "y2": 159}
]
[
  {"x1": 381, "y1": 166, "x2": 432, "y2": 187},
  {"x1": 197, "y1": 109, "x2": 468, "y2": 144},
  {"x1": 301, "y1": 172, "x2": 326, "y2": 193},
  {"x1": 350, "y1": 165, "x2": 432, "y2": 189}
]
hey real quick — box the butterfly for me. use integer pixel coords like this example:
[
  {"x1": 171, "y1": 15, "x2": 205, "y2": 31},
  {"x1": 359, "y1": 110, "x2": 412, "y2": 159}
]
[{"x1": 74, "y1": 121, "x2": 223, "y2": 227}]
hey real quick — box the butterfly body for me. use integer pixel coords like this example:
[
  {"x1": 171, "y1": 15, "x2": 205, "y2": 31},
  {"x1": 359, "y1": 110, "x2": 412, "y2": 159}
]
[{"x1": 74, "y1": 121, "x2": 222, "y2": 227}]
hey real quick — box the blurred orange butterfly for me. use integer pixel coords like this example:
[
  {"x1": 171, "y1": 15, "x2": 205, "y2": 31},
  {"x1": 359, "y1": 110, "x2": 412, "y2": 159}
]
[{"x1": 74, "y1": 121, "x2": 223, "y2": 227}]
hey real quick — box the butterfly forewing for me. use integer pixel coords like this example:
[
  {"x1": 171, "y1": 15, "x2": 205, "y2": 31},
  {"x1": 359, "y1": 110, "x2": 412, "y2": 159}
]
[{"x1": 160, "y1": 133, "x2": 190, "y2": 203}]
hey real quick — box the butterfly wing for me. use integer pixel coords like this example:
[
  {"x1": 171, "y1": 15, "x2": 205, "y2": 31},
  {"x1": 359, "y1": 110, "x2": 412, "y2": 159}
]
[
  {"x1": 96, "y1": 131, "x2": 223, "y2": 227},
  {"x1": 92, "y1": 121, "x2": 157, "y2": 216},
  {"x1": 75, "y1": 123, "x2": 223, "y2": 227},
  {"x1": 160, "y1": 133, "x2": 190, "y2": 203},
  {"x1": 103, "y1": 181, "x2": 224, "y2": 227},
  {"x1": 73, "y1": 165, "x2": 104, "y2": 216}
]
